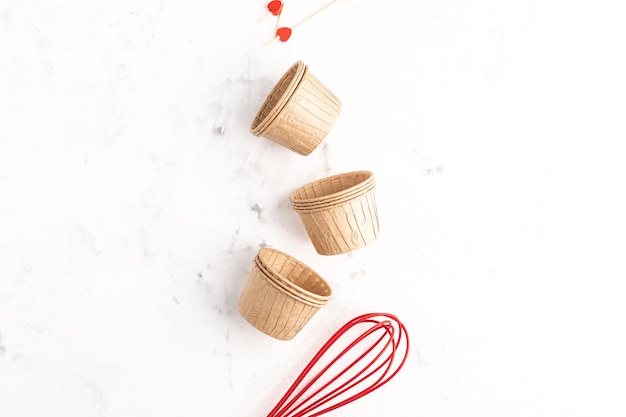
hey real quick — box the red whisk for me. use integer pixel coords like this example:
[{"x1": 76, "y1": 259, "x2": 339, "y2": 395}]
[{"x1": 267, "y1": 313, "x2": 409, "y2": 417}]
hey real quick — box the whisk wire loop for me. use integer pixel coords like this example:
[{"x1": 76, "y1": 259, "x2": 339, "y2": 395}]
[
  {"x1": 267, "y1": 313, "x2": 409, "y2": 417},
  {"x1": 287, "y1": 322, "x2": 395, "y2": 416}
]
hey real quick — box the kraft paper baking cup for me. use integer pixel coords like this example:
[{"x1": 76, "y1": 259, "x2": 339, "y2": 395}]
[
  {"x1": 238, "y1": 248, "x2": 332, "y2": 340},
  {"x1": 250, "y1": 61, "x2": 341, "y2": 156},
  {"x1": 290, "y1": 172, "x2": 379, "y2": 255}
]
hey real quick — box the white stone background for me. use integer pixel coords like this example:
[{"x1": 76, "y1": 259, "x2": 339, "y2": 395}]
[{"x1": 1, "y1": 0, "x2": 626, "y2": 416}]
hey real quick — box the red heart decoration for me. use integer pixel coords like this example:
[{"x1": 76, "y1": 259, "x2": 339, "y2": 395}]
[
  {"x1": 276, "y1": 27, "x2": 292, "y2": 42},
  {"x1": 267, "y1": 0, "x2": 283, "y2": 16}
]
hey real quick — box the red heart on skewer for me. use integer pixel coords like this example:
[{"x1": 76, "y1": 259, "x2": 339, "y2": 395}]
[
  {"x1": 276, "y1": 27, "x2": 292, "y2": 42},
  {"x1": 267, "y1": 0, "x2": 283, "y2": 16}
]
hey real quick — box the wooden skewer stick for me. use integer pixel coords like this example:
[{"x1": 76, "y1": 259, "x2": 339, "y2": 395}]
[
  {"x1": 275, "y1": 0, "x2": 286, "y2": 31},
  {"x1": 291, "y1": 0, "x2": 339, "y2": 29},
  {"x1": 258, "y1": 11, "x2": 271, "y2": 23}
]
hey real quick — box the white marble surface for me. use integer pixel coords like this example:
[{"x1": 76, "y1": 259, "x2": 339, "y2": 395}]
[{"x1": 2, "y1": 0, "x2": 626, "y2": 415}]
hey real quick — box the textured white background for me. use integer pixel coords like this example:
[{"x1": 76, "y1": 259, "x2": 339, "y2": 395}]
[{"x1": 2, "y1": 0, "x2": 626, "y2": 416}]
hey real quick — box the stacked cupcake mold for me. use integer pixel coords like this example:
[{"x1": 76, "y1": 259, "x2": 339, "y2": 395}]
[{"x1": 238, "y1": 248, "x2": 332, "y2": 340}]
